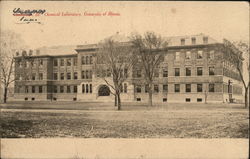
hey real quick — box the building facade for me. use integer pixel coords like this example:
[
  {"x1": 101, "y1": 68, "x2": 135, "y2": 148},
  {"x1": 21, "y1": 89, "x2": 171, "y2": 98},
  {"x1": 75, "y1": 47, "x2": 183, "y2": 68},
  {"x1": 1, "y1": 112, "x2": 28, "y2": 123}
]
[{"x1": 13, "y1": 34, "x2": 244, "y2": 103}]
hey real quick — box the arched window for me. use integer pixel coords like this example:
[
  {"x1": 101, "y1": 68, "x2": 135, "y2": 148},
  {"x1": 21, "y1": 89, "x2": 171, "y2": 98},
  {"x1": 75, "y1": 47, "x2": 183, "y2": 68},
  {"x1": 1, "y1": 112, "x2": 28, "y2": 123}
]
[
  {"x1": 90, "y1": 84, "x2": 92, "y2": 93},
  {"x1": 86, "y1": 56, "x2": 89, "y2": 64},
  {"x1": 98, "y1": 85, "x2": 110, "y2": 96},
  {"x1": 86, "y1": 70, "x2": 89, "y2": 79},
  {"x1": 86, "y1": 84, "x2": 89, "y2": 93},
  {"x1": 124, "y1": 83, "x2": 127, "y2": 93},
  {"x1": 82, "y1": 84, "x2": 85, "y2": 93}
]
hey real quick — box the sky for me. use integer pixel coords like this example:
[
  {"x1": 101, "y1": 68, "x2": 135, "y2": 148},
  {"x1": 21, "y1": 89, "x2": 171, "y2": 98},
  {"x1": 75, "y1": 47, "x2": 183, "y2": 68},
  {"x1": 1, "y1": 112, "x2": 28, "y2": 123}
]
[{"x1": 0, "y1": 1, "x2": 249, "y2": 49}]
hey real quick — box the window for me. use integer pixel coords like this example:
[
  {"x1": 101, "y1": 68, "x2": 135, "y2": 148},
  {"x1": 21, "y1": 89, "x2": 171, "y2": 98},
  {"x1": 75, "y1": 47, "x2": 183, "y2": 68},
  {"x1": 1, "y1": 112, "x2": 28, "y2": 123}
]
[
  {"x1": 163, "y1": 69, "x2": 168, "y2": 77},
  {"x1": 89, "y1": 70, "x2": 92, "y2": 79},
  {"x1": 203, "y1": 37, "x2": 208, "y2": 44},
  {"x1": 25, "y1": 97, "x2": 28, "y2": 101},
  {"x1": 25, "y1": 86, "x2": 29, "y2": 93},
  {"x1": 191, "y1": 37, "x2": 196, "y2": 45},
  {"x1": 74, "y1": 72, "x2": 78, "y2": 79},
  {"x1": 145, "y1": 84, "x2": 149, "y2": 93},
  {"x1": 39, "y1": 86, "x2": 43, "y2": 93},
  {"x1": 197, "y1": 98, "x2": 202, "y2": 102},
  {"x1": 120, "y1": 84, "x2": 123, "y2": 93},
  {"x1": 39, "y1": 59, "x2": 43, "y2": 66},
  {"x1": 54, "y1": 86, "x2": 57, "y2": 93},
  {"x1": 197, "y1": 84, "x2": 203, "y2": 92},
  {"x1": 186, "y1": 98, "x2": 191, "y2": 102},
  {"x1": 86, "y1": 70, "x2": 89, "y2": 79},
  {"x1": 154, "y1": 69, "x2": 159, "y2": 77},
  {"x1": 90, "y1": 56, "x2": 93, "y2": 64},
  {"x1": 186, "y1": 67, "x2": 191, "y2": 76},
  {"x1": 124, "y1": 83, "x2": 127, "y2": 93},
  {"x1": 67, "y1": 86, "x2": 71, "y2": 93},
  {"x1": 186, "y1": 84, "x2": 191, "y2": 92},
  {"x1": 67, "y1": 58, "x2": 71, "y2": 66},
  {"x1": 60, "y1": 59, "x2": 64, "y2": 66},
  {"x1": 175, "y1": 68, "x2": 180, "y2": 76},
  {"x1": 60, "y1": 86, "x2": 64, "y2": 93},
  {"x1": 136, "y1": 98, "x2": 141, "y2": 101},
  {"x1": 82, "y1": 84, "x2": 85, "y2": 93},
  {"x1": 163, "y1": 84, "x2": 168, "y2": 92},
  {"x1": 39, "y1": 73, "x2": 43, "y2": 80},
  {"x1": 60, "y1": 73, "x2": 64, "y2": 80},
  {"x1": 186, "y1": 51, "x2": 191, "y2": 59},
  {"x1": 90, "y1": 84, "x2": 92, "y2": 93},
  {"x1": 124, "y1": 69, "x2": 128, "y2": 78},
  {"x1": 31, "y1": 98, "x2": 35, "y2": 101},
  {"x1": 136, "y1": 85, "x2": 141, "y2": 93},
  {"x1": 106, "y1": 69, "x2": 111, "y2": 77},
  {"x1": 175, "y1": 84, "x2": 180, "y2": 93},
  {"x1": 197, "y1": 67, "x2": 203, "y2": 76},
  {"x1": 208, "y1": 51, "x2": 214, "y2": 59},
  {"x1": 163, "y1": 98, "x2": 167, "y2": 102},
  {"x1": 136, "y1": 70, "x2": 141, "y2": 78},
  {"x1": 209, "y1": 83, "x2": 215, "y2": 92},
  {"x1": 32, "y1": 86, "x2": 35, "y2": 93},
  {"x1": 154, "y1": 85, "x2": 159, "y2": 93},
  {"x1": 86, "y1": 56, "x2": 89, "y2": 65},
  {"x1": 30, "y1": 61, "x2": 34, "y2": 67},
  {"x1": 81, "y1": 56, "x2": 85, "y2": 65},
  {"x1": 54, "y1": 59, "x2": 58, "y2": 66},
  {"x1": 209, "y1": 67, "x2": 215, "y2": 75},
  {"x1": 67, "y1": 73, "x2": 71, "y2": 80},
  {"x1": 197, "y1": 51, "x2": 203, "y2": 59},
  {"x1": 24, "y1": 61, "x2": 27, "y2": 68},
  {"x1": 175, "y1": 52, "x2": 180, "y2": 61},
  {"x1": 74, "y1": 86, "x2": 77, "y2": 93},
  {"x1": 32, "y1": 73, "x2": 36, "y2": 80},
  {"x1": 53, "y1": 73, "x2": 58, "y2": 80},
  {"x1": 181, "y1": 39, "x2": 185, "y2": 45},
  {"x1": 73, "y1": 58, "x2": 77, "y2": 66},
  {"x1": 82, "y1": 71, "x2": 85, "y2": 79},
  {"x1": 86, "y1": 84, "x2": 89, "y2": 93}
]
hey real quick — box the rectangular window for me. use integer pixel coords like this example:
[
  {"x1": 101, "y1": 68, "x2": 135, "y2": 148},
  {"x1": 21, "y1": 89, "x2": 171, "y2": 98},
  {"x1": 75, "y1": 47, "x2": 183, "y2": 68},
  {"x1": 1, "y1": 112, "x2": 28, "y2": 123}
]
[
  {"x1": 154, "y1": 85, "x2": 159, "y2": 93},
  {"x1": 82, "y1": 71, "x2": 85, "y2": 79},
  {"x1": 67, "y1": 73, "x2": 71, "y2": 80},
  {"x1": 208, "y1": 50, "x2": 214, "y2": 59},
  {"x1": 67, "y1": 86, "x2": 71, "y2": 93},
  {"x1": 197, "y1": 51, "x2": 203, "y2": 59},
  {"x1": 181, "y1": 39, "x2": 185, "y2": 45},
  {"x1": 74, "y1": 72, "x2": 78, "y2": 79},
  {"x1": 25, "y1": 86, "x2": 29, "y2": 93},
  {"x1": 175, "y1": 84, "x2": 180, "y2": 93},
  {"x1": 86, "y1": 84, "x2": 89, "y2": 93},
  {"x1": 67, "y1": 58, "x2": 71, "y2": 66},
  {"x1": 209, "y1": 83, "x2": 215, "y2": 92},
  {"x1": 60, "y1": 86, "x2": 64, "y2": 93},
  {"x1": 175, "y1": 52, "x2": 180, "y2": 61},
  {"x1": 30, "y1": 61, "x2": 34, "y2": 67},
  {"x1": 82, "y1": 84, "x2": 85, "y2": 93},
  {"x1": 53, "y1": 73, "x2": 58, "y2": 80},
  {"x1": 81, "y1": 56, "x2": 85, "y2": 65},
  {"x1": 90, "y1": 56, "x2": 93, "y2": 64},
  {"x1": 163, "y1": 84, "x2": 168, "y2": 92},
  {"x1": 136, "y1": 98, "x2": 141, "y2": 101},
  {"x1": 163, "y1": 69, "x2": 168, "y2": 77},
  {"x1": 54, "y1": 59, "x2": 58, "y2": 66},
  {"x1": 203, "y1": 37, "x2": 208, "y2": 44},
  {"x1": 39, "y1": 73, "x2": 43, "y2": 80},
  {"x1": 124, "y1": 69, "x2": 128, "y2": 78},
  {"x1": 136, "y1": 85, "x2": 141, "y2": 93},
  {"x1": 39, "y1": 59, "x2": 43, "y2": 66},
  {"x1": 175, "y1": 68, "x2": 180, "y2": 76},
  {"x1": 191, "y1": 37, "x2": 196, "y2": 45},
  {"x1": 39, "y1": 86, "x2": 43, "y2": 93},
  {"x1": 124, "y1": 83, "x2": 127, "y2": 93},
  {"x1": 90, "y1": 84, "x2": 92, "y2": 93},
  {"x1": 154, "y1": 69, "x2": 159, "y2": 77},
  {"x1": 186, "y1": 51, "x2": 191, "y2": 59},
  {"x1": 197, "y1": 67, "x2": 203, "y2": 76},
  {"x1": 32, "y1": 86, "x2": 35, "y2": 93},
  {"x1": 54, "y1": 86, "x2": 57, "y2": 93},
  {"x1": 89, "y1": 70, "x2": 92, "y2": 79},
  {"x1": 32, "y1": 73, "x2": 36, "y2": 80},
  {"x1": 86, "y1": 70, "x2": 89, "y2": 79},
  {"x1": 60, "y1": 73, "x2": 64, "y2": 80},
  {"x1": 163, "y1": 98, "x2": 167, "y2": 102},
  {"x1": 186, "y1": 67, "x2": 191, "y2": 76},
  {"x1": 24, "y1": 61, "x2": 27, "y2": 68},
  {"x1": 197, "y1": 84, "x2": 203, "y2": 92},
  {"x1": 186, "y1": 98, "x2": 191, "y2": 102},
  {"x1": 197, "y1": 98, "x2": 202, "y2": 102},
  {"x1": 145, "y1": 84, "x2": 149, "y2": 93},
  {"x1": 60, "y1": 59, "x2": 64, "y2": 66},
  {"x1": 73, "y1": 57, "x2": 77, "y2": 66},
  {"x1": 136, "y1": 70, "x2": 141, "y2": 78},
  {"x1": 186, "y1": 84, "x2": 191, "y2": 92},
  {"x1": 73, "y1": 85, "x2": 77, "y2": 93},
  {"x1": 209, "y1": 67, "x2": 215, "y2": 75}
]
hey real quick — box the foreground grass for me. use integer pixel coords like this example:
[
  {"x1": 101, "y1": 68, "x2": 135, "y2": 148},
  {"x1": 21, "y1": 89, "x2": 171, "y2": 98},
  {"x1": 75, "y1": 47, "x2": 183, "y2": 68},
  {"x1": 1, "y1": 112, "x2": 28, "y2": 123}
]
[{"x1": 0, "y1": 108, "x2": 249, "y2": 138}]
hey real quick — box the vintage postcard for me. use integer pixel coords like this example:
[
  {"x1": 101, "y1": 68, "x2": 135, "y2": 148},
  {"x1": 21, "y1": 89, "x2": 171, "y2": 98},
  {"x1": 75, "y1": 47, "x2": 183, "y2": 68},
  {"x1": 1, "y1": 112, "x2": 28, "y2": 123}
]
[{"x1": 0, "y1": 1, "x2": 249, "y2": 159}]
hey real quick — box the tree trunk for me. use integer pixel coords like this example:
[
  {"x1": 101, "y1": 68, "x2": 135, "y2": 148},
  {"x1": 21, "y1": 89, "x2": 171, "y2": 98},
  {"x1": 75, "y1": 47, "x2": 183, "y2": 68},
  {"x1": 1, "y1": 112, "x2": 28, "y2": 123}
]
[
  {"x1": 148, "y1": 83, "x2": 153, "y2": 106},
  {"x1": 245, "y1": 87, "x2": 248, "y2": 108},
  {"x1": 114, "y1": 94, "x2": 117, "y2": 106},
  {"x1": 117, "y1": 93, "x2": 121, "y2": 110},
  {"x1": 3, "y1": 86, "x2": 8, "y2": 103}
]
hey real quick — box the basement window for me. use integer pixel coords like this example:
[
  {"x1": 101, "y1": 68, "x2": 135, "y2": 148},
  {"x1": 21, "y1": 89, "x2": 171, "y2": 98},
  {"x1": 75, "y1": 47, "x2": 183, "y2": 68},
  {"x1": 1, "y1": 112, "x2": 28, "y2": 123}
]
[
  {"x1": 186, "y1": 98, "x2": 191, "y2": 102},
  {"x1": 31, "y1": 98, "x2": 35, "y2": 101},
  {"x1": 197, "y1": 98, "x2": 203, "y2": 102},
  {"x1": 25, "y1": 97, "x2": 28, "y2": 101},
  {"x1": 136, "y1": 98, "x2": 141, "y2": 101},
  {"x1": 163, "y1": 98, "x2": 167, "y2": 102}
]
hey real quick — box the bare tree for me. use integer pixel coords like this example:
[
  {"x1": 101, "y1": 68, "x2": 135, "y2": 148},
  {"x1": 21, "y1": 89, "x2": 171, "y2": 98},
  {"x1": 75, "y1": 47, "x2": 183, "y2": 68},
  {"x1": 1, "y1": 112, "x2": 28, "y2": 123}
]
[
  {"x1": 223, "y1": 39, "x2": 249, "y2": 108},
  {"x1": 95, "y1": 38, "x2": 136, "y2": 110},
  {"x1": 130, "y1": 32, "x2": 168, "y2": 106},
  {"x1": 0, "y1": 30, "x2": 26, "y2": 103}
]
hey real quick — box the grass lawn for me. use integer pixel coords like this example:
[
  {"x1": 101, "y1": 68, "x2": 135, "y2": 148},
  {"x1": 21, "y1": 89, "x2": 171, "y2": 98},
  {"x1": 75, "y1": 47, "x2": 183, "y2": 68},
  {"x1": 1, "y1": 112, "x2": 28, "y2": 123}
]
[{"x1": 0, "y1": 103, "x2": 249, "y2": 138}]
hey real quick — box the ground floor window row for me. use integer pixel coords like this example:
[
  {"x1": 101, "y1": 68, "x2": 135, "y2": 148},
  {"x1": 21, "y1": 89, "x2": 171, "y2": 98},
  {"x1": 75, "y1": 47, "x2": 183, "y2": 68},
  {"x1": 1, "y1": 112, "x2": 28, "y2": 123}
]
[
  {"x1": 136, "y1": 97, "x2": 205, "y2": 102},
  {"x1": 134, "y1": 83, "x2": 220, "y2": 93}
]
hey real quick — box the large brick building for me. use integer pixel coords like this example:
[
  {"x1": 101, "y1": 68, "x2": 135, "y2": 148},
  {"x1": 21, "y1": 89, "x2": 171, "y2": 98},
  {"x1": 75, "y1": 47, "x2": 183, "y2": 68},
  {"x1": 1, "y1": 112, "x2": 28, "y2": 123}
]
[{"x1": 13, "y1": 34, "x2": 243, "y2": 103}]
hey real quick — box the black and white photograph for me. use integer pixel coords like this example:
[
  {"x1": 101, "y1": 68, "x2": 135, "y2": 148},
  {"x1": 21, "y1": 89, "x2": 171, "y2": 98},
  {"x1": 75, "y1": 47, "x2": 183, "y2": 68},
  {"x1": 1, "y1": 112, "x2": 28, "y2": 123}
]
[{"x1": 0, "y1": 1, "x2": 249, "y2": 159}]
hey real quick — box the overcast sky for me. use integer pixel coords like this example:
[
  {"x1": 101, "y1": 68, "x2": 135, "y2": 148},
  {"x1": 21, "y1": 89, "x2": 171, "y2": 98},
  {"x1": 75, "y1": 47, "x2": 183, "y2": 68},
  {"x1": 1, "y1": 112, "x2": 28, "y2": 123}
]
[{"x1": 0, "y1": 1, "x2": 249, "y2": 49}]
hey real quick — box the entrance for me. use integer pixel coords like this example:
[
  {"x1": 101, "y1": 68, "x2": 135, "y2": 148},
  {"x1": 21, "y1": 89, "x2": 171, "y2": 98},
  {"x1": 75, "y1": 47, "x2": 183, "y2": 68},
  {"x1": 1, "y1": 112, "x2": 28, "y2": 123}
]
[{"x1": 98, "y1": 85, "x2": 110, "y2": 96}]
